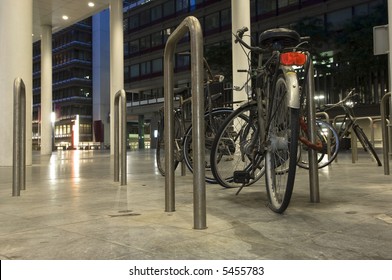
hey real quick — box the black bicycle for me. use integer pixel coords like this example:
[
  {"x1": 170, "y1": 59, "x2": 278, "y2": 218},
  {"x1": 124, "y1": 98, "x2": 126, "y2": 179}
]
[
  {"x1": 210, "y1": 27, "x2": 309, "y2": 213},
  {"x1": 156, "y1": 57, "x2": 233, "y2": 183},
  {"x1": 322, "y1": 88, "x2": 381, "y2": 166}
]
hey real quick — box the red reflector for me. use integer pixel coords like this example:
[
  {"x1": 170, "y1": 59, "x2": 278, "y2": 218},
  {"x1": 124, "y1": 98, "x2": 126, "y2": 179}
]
[{"x1": 280, "y1": 52, "x2": 307, "y2": 66}]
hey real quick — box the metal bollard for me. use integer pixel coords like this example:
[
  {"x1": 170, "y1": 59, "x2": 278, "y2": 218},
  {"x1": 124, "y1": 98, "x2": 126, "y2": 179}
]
[
  {"x1": 12, "y1": 78, "x2": 26, "y2": 196},
  {"x1": 114, "y1": 89, "x2": 127, "y2": 185}
]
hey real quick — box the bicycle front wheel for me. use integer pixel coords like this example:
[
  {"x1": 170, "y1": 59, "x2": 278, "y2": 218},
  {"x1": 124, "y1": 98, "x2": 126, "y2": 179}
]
[
  {"x1": 265, "y1": 75, "x2": 299, "y2": 213},
  {"x1": 182, "y1": 108, "x2": 234, "y2": 183}
]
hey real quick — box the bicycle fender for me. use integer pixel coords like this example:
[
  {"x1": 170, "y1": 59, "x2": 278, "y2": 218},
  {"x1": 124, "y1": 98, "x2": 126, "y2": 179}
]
[{"x1": 283, "y1": 70, "x2": 300, "y2": 109}]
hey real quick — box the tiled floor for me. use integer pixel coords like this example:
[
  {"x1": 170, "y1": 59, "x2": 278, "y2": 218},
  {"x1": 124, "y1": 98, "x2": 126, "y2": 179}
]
[{"x1": 0, "y1": 149, "x2": 391, "y2": 260}]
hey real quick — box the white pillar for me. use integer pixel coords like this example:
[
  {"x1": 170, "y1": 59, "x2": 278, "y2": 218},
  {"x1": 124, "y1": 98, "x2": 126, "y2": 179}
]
[
  {"x1": 231, "y1": 0, "x2": 251, "y2": 109},
  {"x1": 93, "y1": 10, "x2": 111, "y2": 146},
  {"x1": 41, "y1": 25, "x2": 53, "y2": 155},
  {"x1": 0, "y1": 0, "x2": 33, "y2": 166},
  {"x1": 110, "y1": 0, "x2": 124, "y2": 155}
]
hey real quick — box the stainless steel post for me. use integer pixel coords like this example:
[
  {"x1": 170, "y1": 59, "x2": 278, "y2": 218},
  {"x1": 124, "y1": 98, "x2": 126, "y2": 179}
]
[
  {"x1": 114, "y1": 89, "x2": 127, "y2": 185},
  {"x1": 164, "y1": 16, "x2": 206, "y2": 229},
  {"x1": 306, "y1": 58, "x2": 320, "y2": 202},
  {"x1": 12, "y1": 78, "x2": 26, "y2": 196},
  {"x1": 381, "y1": 92, "x2": 391, "y2": 175}
]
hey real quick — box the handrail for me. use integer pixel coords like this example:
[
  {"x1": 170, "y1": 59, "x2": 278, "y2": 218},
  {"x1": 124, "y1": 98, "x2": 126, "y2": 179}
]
[
  {"x1": 164, "y1": 16, "x2": 206, "y2": 229},
  {"x1": 13, "y1": 78, "x2": 26, "y2": 196},
  {"x1": 114, "y1": 89, "x2": 127, "y2": 185},
  {"x1": 381, "y1": 92, "x2": 391, "y2": 175}
]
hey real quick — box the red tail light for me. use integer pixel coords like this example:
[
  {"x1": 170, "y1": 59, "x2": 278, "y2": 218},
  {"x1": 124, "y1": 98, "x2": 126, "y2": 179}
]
[{"x1": 280, "y1": 52, "x2": 307, "y2": 66}]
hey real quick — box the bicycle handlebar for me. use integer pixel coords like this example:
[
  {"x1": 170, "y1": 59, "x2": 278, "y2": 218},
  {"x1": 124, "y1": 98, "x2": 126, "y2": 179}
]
[{"x1": 233, "y1": 27, "x2": 263, "y2": 54}]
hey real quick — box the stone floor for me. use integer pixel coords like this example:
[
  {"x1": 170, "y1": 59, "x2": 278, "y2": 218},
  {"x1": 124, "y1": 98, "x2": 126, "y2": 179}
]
[{"x1": 0, "y1": 149, "x2": 391, "y2": 260}]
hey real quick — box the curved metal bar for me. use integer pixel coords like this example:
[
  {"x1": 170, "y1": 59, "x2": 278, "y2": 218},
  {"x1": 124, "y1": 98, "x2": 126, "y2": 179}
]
[
  {"x1": 13, "y1": 77, "x2": 26, "y2": 196},
  {"x1": 305, "y1": 58, "x2": 319, "y2": 203},
  {"x1": 381, "y1": 92, "x2": 391, "y2": 175},
  {"x1": 114, "y1": 89, "x2": 127, "y2": 185},
  {"x1": 163, "y1": 16, "x2": 206, "y2": 229}
]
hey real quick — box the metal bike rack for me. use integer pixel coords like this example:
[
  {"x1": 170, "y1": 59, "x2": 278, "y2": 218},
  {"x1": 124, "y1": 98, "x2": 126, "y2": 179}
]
[
  {"x1": 13, "y1": 78, "x2": 26, "y2": 196},
  {"x1": 306, "y1": 58, "x2": 320, "y2": 203},
  {"x1": 164, "y1": 16, "x2": 206, "y2": 229},
  {"x1": 114, "y1": 89, "x2": 127, "y2": 185},
  {"x1": 381, "y1": 92, "x2": 391, "y2": 175}
]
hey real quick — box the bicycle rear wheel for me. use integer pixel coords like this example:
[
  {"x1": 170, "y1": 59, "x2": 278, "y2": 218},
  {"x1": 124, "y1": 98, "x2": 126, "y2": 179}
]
[
  {"x1": 353, "y1": 124, "x2": 382, "y2": 166},
  {"x1": 210, "y1": 103, "x2": 265, "y2": 188},
  {"x1": 298, "y1": 119, "x2": 340, "y2": 169},
  {"x1": 265, "y1": 75, "x2": 299, "y2": 213},
  {"x1": 156, "y1": 111, "x2": 181, "y2": 176},
  {"x1": 182, "y1": 108, "x2": 234, "y2": 183}
]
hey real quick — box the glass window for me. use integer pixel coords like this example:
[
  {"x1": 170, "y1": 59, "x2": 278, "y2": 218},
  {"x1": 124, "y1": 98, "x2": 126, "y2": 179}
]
[
  {"x1": 327, "y1": 8, "x2": 352, "y2": 30},
  {"x1": 151, "y1": 31, "x2": 163, "y2": 47},
  {"x1": 151, "y1": 5, "x2": 162, "y2": 21},
  {"x1": 163, "y1": 28, "x2": 174, "y2": 43},
  {"x1": 176, "y1": 54, "x2": 190, "y2": 68},
  {"x1": 140, "y1": 61, "x2": 151, "y2": 75},
  {"x1": 152, "y1": 58, "x2": 163, "y2": 73},
  {"x1": 130, "y1": 40, "x2": 139, "y2": 54},
  {"x1": 205, "y1": 12, "x2": 219, "y2": 32},
  {"x1": 140, "y1": 36, "x2": 151, "y2": 50},
  {"x1": 140, "y1": 9, "x2": 150, "y2": 26},
  {"x1": 176, "y1": 0, "x2": 189, "y2": 12},
  {"x1": 257, "y1": 0, "x2": 276, "y2": 15},
  {"x1": 354, "y1": 4, "x2": 368, "y2": 17},
  {"x1": 129, "y1": 15, "x2": 139, "y2": 29},
  {"x1": 221, "y1": 8, "x2": 231, "y2": 27},
  {"x1": 163, "y1": 0, "x2": 175, "y2": 17},
  {"x1": 130, "y1": 64, "x2": 140, "y2": 78}
]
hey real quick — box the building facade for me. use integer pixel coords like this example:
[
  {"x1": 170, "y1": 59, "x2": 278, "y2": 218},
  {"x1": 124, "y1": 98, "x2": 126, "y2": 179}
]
[{"x1": 32, "y1": 0, "x2": 388, "y2": 150}]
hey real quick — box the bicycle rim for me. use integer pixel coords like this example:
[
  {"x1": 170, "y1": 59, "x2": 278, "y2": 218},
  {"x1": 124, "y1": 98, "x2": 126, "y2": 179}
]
[
  {"x1": 183, "y1": 108, "x2": 234, "y2": 183},
  {"x1": 298, "y1": 119, "x2": 340, "y2": 169},
  {"x1": 210, "y1": 103, "x2": 265, "y2": 188},
  {"x1": 265, "y1": 76, "x2": 299, "y2": 213},
  {"x1": 156, "y1": 113, "x2": 181, "y2": 176}
]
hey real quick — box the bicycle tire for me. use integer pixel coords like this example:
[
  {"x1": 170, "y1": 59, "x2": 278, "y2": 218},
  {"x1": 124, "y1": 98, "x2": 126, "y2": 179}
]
[
  {"x1": 265, "y1": 75, "x2": 299, "y2": 214},
  {"x1": 297, "y1": 119, "x2": 340, "y2": 169},
  {"x1": 210, "y1": 103, "x2": 265, "y2": 188},
  {"x1": 156, "y1": 111, "x2": 182, "y2": 176},
  {"x1": 182, "y1": 108, "x2": 234, "y2": 183},
  {"x1": 352, "y1": 124, "x2": 382, "y2": 166}
]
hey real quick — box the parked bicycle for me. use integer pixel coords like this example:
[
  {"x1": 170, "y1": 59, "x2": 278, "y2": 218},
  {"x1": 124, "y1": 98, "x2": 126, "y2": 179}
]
[
  {"x1": 298, "y1": 89, "x2": 382, "y2": 168},
  {"x1": 210, "y1": 27, "x2": 310, "y2": 213},
  {"x1": 156, "y1": 56, "x2": 233, "y2": 183}
]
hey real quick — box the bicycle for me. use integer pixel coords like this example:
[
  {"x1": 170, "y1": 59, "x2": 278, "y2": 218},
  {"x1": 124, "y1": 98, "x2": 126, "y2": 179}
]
[
  {"x1": 324, "y1": 89, "x2": 381, "y2": 166},
  {"x1": 210, "y1": 27, "x2": 309, "y2": 213},
  {"x1": 156, "y1": 57, "x2": 233, "y2": 183}
]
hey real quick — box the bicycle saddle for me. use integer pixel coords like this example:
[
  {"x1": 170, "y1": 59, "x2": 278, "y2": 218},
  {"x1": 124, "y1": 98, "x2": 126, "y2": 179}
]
[{"x1": 259, "y1": 28, "x2": 300, "y2": 50}]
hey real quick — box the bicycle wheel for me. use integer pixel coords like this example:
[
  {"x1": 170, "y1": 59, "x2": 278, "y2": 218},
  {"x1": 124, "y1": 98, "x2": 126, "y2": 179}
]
[
  {"x1": 210, "y1": 103, "x2": 265, "y2": 188},
  {"x1": 265, "y1": 75, "x2": 299, "y2": 213},
  {"x1": 353, "y1": 124, "x2": 382, "y2": 166},
  {"x1": 298, "y1": 119, "x2": 340, "y2": 169},
  {"x1": 182, "y1": 108, "x2": 234, "y2": 183},
  {"x1": 156, "y1": 111, "x2": 182, "y2": 176}
]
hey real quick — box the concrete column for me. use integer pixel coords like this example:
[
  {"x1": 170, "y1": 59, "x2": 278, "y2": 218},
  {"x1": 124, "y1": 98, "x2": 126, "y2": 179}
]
[
  {"x1": 40, "y1": 25, "x2": 53, "y2": 155},
  {"x1": 92, "y1": 10, "x2": 110, "y2": 147},
  {"x1": 231, "y1": 0, "x2": 251, "y2": 109},
  {"x1": 110, "y1": 0, "x2": 124, "y2": 155},
  {"x1": 0, "y1": 0, "x2": 33, "y2": 166}
]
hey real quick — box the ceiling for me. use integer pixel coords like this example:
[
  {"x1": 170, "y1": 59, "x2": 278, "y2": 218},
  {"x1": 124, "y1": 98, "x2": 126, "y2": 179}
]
[{"x1": 33, "y1": 0, "x2": 111, "y2": 42}]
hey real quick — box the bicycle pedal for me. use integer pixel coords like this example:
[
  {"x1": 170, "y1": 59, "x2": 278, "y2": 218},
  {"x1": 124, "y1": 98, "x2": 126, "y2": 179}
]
[{"x1": 233, "y1": 171, "x2": 252, "y2": 184}]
